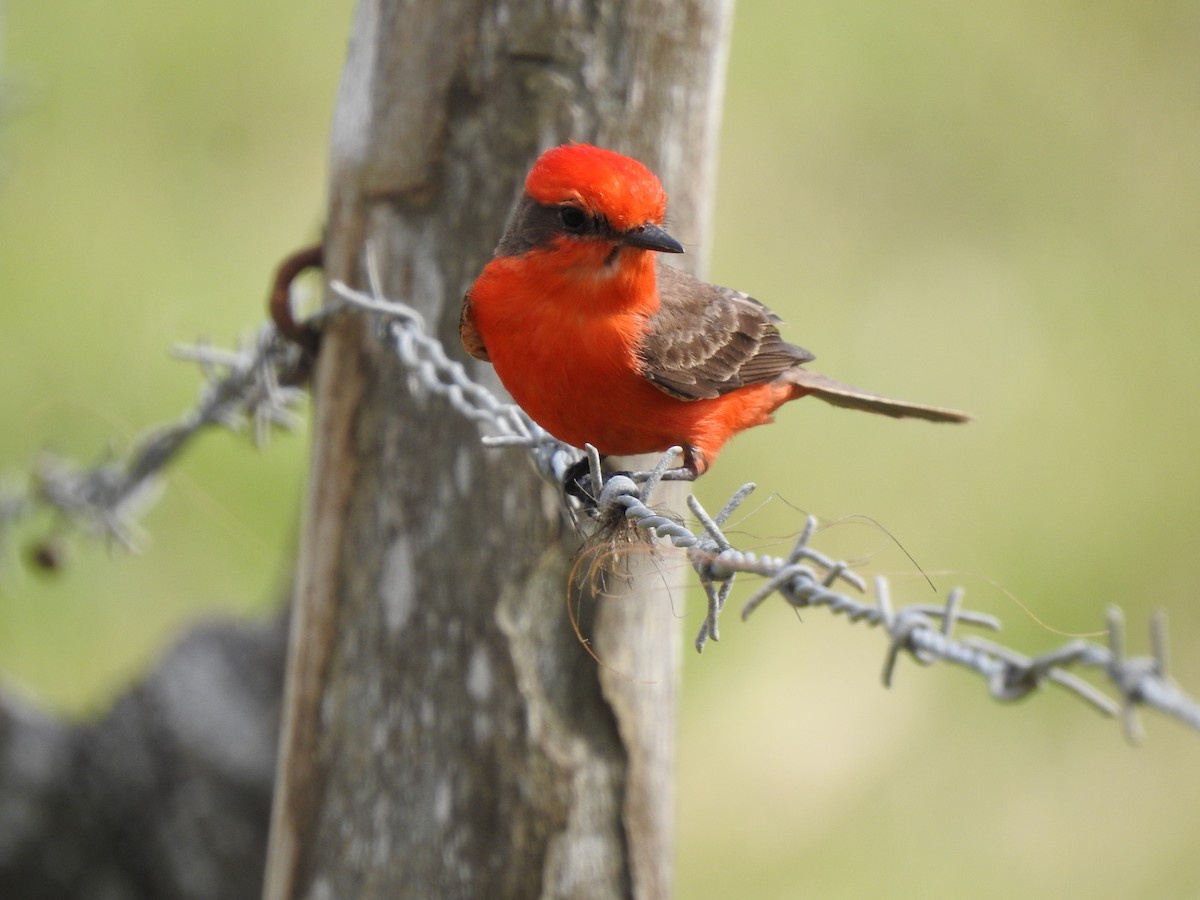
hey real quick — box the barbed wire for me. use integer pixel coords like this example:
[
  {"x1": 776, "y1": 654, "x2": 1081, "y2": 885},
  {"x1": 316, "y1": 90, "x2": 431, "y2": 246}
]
[
  {"x1": 331, "y1": 273, "x2": 1200, "y2": 743},
  {"x1": 2, "y1": 262, "x2": 1197, "y2": 742},
  {"x1": 333, "y1": 252, "x2": 579, "y2": 486},
  {"x1": 0, "y1": 325, "x2": 308, "y2": 555},
  {"x1": 595, "y1": 459, "x2": 1199, "y2": 741}
]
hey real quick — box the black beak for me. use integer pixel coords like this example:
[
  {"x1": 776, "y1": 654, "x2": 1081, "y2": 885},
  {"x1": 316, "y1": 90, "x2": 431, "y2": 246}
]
[{"x1": 622, "y1": 223, "x2": 684, "y2": 254}]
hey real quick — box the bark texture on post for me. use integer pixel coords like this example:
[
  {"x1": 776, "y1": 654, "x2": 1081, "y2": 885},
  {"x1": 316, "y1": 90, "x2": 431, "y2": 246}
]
[{"x1": 264, "y1": 2, "x2": 732, "y2": 897}]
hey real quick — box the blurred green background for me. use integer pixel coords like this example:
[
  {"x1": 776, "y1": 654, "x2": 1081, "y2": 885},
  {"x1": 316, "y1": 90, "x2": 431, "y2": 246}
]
[{"x1": 2, "y1": 1, "x2": 1198, "y2": 898}]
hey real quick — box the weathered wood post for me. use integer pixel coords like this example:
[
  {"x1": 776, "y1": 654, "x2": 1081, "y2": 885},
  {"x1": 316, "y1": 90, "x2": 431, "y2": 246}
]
[{"x1": 264, "y1": 2, "x2": 732, "y2": 896}]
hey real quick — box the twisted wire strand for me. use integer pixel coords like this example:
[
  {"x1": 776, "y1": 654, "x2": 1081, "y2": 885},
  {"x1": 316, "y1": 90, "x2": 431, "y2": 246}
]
[
  {"x1": 3, "y1": 275, "x2": 1197, "y2": 742},
  {"x1": 333, "y1": 285, "x2": 1200, "y2": 742},
  {"x1": 2, "y1": 326, "x2": 306, "y2": 552}
]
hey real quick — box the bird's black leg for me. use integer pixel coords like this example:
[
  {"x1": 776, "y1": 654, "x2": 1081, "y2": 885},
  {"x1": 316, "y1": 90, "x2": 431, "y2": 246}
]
[
  {"x1": 564, "y1": 452, "x2": 639, "y2": 509},
  {"x1": 565, "y1": 445, "x2": 703, "y2": 508},
  {"x1": 564, "y1": 455, "x2": 604, "y2": 505}
]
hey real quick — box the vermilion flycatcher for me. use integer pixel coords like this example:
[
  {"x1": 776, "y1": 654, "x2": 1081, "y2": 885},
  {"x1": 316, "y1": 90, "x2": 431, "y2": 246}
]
[{"x1": 461, "y1": 143, "x2": 969, "y2": 478}]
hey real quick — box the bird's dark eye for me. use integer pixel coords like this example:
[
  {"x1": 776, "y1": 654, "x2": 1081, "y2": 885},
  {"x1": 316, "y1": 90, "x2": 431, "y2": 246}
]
[{"x1": 559, "y1": 205, "x2": 588, "y2": 232}]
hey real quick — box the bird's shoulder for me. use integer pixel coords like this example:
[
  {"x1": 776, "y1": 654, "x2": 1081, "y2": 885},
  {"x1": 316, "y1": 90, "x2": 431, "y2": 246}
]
[{"x1": 638, "y1": 263, "x2": 815, "y2": 401}]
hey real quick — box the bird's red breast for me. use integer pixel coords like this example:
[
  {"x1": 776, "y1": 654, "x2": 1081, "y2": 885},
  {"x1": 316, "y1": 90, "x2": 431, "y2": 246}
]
[{"x1": 465, "y1": 250, "x2": 788, "y2": 471}]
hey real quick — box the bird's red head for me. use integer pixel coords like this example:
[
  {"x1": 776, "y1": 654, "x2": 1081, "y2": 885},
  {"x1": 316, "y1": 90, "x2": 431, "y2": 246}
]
[{"x1": 525, "y1": 143, "x2": 668, "y2": 232}]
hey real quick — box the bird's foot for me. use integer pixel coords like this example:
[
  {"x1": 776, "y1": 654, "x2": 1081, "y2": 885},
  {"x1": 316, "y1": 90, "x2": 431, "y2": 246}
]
[
  {"x1": 564, "y1": 455, "x2": 607, "y2": 507},
  {"x1": 563, "y1": 446, "x2": 699, "y2": 514}
]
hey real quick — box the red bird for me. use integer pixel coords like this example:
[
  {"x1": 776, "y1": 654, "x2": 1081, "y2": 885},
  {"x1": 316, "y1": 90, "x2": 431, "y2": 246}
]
[{"x1": 461, "y1": 143, "x2": 968, "y2": 478}]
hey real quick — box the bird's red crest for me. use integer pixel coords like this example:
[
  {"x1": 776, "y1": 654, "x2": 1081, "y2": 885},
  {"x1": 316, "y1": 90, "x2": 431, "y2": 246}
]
[{"x1": 525, "y1": 143, "x2": 668, "y2": 231}]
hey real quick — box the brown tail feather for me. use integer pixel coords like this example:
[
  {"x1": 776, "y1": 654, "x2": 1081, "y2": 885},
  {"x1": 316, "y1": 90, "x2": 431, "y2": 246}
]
[{"x1": 784, "y1": 369, "x2": 971, "y2": 424}]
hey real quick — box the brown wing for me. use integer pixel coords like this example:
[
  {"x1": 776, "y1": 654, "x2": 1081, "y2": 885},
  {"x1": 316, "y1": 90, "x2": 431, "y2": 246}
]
[
  {"x1": 459, "y1": 294, "x2": 490, "y2": 361},
  {"x1": 638, "y1": 263, "x2": 814, "y2": 401}
]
